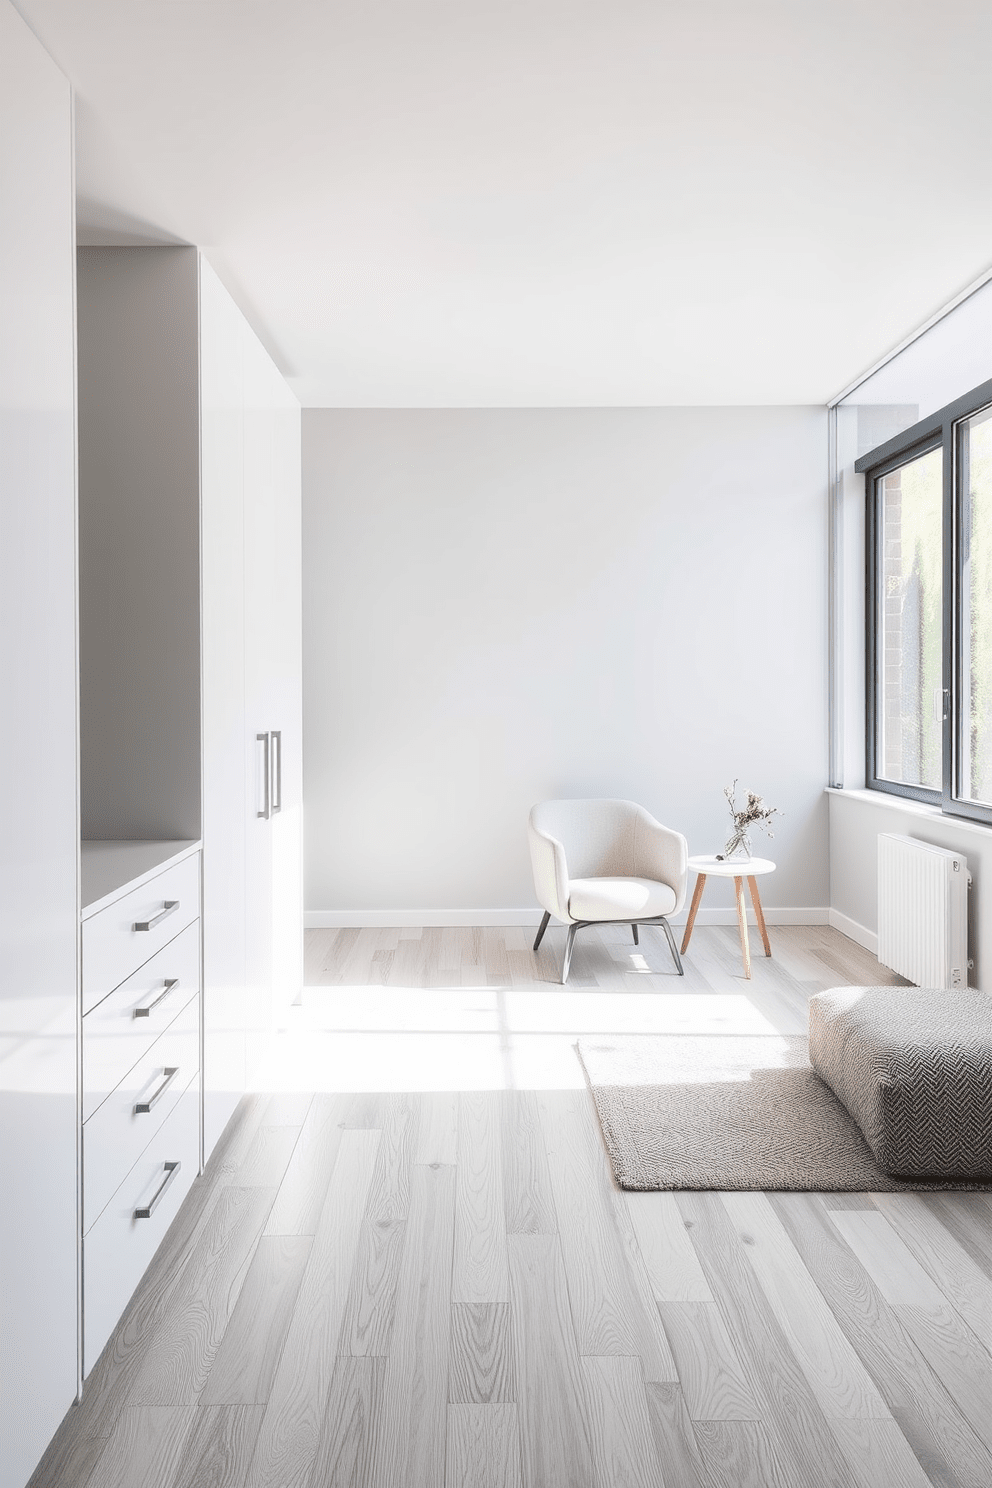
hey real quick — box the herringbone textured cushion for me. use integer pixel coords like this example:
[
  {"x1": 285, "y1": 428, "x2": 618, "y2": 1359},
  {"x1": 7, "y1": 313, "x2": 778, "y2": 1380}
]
[{"x1": 809, "y1": 986, "x2": 992, "y2": 1178}]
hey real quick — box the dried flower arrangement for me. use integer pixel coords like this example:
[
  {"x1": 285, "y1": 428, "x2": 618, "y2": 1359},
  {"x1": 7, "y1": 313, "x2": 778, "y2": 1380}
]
[{"x1": 716, "y1": 779, "x2": 782, "y2": 860}]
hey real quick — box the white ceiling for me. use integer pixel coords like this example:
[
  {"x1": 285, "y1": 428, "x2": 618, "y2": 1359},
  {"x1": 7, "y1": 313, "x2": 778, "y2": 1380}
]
[{"x1": 16, "y1": 0, "x2": 992, "y2": 407}]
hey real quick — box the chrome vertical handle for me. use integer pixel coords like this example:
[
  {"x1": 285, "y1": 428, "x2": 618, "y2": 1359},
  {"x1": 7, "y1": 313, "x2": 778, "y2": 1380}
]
[
  {"x1": 257, "y1": 732, "x2": 270, "y2": 819},
  {"x1": 271, "y1": 730, "x2": 282, "y2": 814},
  {"x1": 134, "y1": 1161, "x2": 181, "y2": 1219}
]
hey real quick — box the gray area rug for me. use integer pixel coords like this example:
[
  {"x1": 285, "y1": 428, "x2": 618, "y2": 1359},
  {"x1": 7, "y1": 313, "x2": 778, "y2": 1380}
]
[{"x1": 577, "y1": 1034, "x2": 992, "y2": 1192}]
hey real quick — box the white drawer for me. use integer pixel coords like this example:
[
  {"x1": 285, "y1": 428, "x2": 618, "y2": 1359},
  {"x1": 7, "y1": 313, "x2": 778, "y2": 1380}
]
[
  {"x1": 83, "y1": 920, "x2": 200, "y2": 1121},
  {"x1": 83, "y1": 1075, "x2": 199, "y2": 1376},
  {"x1": 83, "y1": 995, "x2": 199, "y2": 1233},
  {"x1": 82, "y1": 853, "x2": 200, "y2": 1014}
]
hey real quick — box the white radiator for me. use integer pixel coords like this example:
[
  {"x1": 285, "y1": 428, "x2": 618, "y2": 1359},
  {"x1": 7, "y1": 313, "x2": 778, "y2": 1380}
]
[{"x1": 877, "y1": 833, "x2": 970, "y2": 990}]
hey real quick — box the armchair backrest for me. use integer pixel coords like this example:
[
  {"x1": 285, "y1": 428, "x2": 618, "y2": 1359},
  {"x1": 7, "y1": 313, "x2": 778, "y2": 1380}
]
[{"x1": 529, "y1": 798, "x2": 646, "y2": 879}]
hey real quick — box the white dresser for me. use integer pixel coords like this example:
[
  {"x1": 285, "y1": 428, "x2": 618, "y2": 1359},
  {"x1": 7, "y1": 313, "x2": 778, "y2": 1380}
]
[
  {"x1": 80, "y1": 841, "x2": 203, "y2": 1375},
  {"x1": 78, "y1": 247, "x2": 304, "y2": 1169}
]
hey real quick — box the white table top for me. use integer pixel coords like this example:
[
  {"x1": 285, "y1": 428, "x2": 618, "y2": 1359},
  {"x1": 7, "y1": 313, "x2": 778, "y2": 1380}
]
[{"x1": 688, "y1": 854, "x2": 775, "y2": 878}]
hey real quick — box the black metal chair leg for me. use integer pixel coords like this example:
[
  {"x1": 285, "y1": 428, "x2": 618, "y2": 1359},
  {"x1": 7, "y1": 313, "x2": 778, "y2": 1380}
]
[
  {"x1": 660, "y1": 917, "x2": 684, "y2": 975},
  {"x1": 562, "y1": 923, "x2": 579, "y2": 983},
  {"x1": 632, "y1": 923, "x2": 639, "y2": 945},
  {"x1": 533, "y1": 910, "x2": 551, "y2": 952}
]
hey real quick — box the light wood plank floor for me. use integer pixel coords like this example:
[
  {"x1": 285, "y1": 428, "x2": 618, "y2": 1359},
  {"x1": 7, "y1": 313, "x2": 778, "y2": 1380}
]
[{"x1": 34, "y1": 925, "x2": 992, "y2": 1488}]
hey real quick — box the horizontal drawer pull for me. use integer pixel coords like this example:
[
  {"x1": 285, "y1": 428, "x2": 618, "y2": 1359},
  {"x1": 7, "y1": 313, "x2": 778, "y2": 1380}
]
[
  {"x1": 134, "y1": 1066, "x2": 180, "y2": 1114},
  {"x1": 134, "y1": 1161, "x2": 181, "y2": 1220},
  {"x1": 134, "y1": 900, "x2": 179, "y2": 932},
  {"x1": 133, "y1": 978, "x2": 179, "y2": 1018}
]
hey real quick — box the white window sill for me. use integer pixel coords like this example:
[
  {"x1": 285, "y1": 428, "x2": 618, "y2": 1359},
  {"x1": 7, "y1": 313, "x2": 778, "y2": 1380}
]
[{"x1": 826, "y1": 786, "x2": 992, "y2": 840}]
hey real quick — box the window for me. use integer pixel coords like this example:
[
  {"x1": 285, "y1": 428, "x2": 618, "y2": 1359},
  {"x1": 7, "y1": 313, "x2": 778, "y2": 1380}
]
[{"x1": 862, "y1": 376, "x2": 992, "y2": 823}]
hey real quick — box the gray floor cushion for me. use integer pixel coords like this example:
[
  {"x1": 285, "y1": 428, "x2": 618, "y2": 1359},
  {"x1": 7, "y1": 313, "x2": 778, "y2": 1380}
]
[{"x1": 808, "y1": 986, "x2": 992, "y2": 1178}]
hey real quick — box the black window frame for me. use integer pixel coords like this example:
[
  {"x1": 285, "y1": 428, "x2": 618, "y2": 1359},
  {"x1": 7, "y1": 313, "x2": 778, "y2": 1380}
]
[{"x1": 859, "y1": 374, "x2": 992, "y2": 825}]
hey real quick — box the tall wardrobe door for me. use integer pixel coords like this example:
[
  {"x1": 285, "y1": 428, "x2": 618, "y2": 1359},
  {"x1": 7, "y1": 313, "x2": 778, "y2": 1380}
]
[
  {"x1": 264, "y1": 365, "x2": 303, "y2": 1023},
  {"x1": 0, "y1": 8, "x2": 79, "y2": 1486},
  {"x1": 200, "y1": 259, "x2": 248, "y2": 1160},
  {"x1": 243, "y1": 330, "x2": 278, "y2": 1070},
  {"x1": 243, "y1": 323, "x2": 303, "y2": 1069}
]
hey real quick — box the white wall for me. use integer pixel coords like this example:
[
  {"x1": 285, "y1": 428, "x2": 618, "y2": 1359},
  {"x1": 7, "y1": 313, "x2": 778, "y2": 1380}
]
[{"x1": 303, "y1": 407, "x2": 828, "y2": 922}]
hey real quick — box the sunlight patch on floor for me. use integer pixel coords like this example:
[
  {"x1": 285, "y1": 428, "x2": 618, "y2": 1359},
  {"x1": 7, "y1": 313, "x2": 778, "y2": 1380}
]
[
  {"x1": 626, "y1": 953, "x2": 654, "y2": 973},
  {"x1": 253, "y1": 985, "x2": 778, "y2": 1093},
  {"x1": 296, "y1": 985, "x2": 776, "y2": 1035}
]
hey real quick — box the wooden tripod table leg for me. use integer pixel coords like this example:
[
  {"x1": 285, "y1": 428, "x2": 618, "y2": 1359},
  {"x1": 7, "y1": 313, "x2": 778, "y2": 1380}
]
[
  {"x1": 680, "y1": 873, "x2": 706, "y2": 954},
  {"x1": 748, "y1": 875, "x2": 771, "y2": 957},
  {"x1": 734, "y1": 875, "x2": 751, "y2": 979}
]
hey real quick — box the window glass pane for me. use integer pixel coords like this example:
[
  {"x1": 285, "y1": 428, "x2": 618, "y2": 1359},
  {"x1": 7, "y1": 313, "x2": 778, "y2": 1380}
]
[
  {"x1": 958, "y1": 404, "x2": 992, "y2": 805},
  {"x1": 876, "y1": 445, "x2": 943, "y2": 791}
]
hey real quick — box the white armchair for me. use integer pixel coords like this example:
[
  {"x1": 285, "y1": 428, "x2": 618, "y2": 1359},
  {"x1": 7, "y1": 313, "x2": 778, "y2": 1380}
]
[{"x1": 528, "y1": 798, "x2": 688, "y2": 983}]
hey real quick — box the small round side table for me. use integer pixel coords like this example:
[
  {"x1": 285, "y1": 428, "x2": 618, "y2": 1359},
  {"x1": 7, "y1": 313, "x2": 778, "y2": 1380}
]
[{"x1": 681, "y1": 854, "x2": 776, "y2": 979}]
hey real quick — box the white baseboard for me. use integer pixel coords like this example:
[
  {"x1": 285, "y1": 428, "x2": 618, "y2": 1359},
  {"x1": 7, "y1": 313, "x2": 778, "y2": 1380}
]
[
  {"x1": 674, "y1": 906, "x2": 830, "y2": 928},
  {"x1": 305, "y1": 906, "x2": 831, "y2": 930},
  {"x1": 674, "y1": 908, "x2": 748, "y2": 927},
  {"x1": 828, "y1": 907, "x2": 878, "y2": 955}
]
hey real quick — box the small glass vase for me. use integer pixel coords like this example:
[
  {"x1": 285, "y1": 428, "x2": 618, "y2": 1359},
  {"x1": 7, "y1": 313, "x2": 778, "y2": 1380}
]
[{"x1": 722, "y1": 830, "x2": 752, "y2": 860}]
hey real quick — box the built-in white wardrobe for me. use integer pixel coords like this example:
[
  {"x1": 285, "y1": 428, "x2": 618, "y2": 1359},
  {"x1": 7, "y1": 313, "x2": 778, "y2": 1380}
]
[
  {"x1": 78, "y1": 246, "x2": 304, "y2": 1168},
  {"x1": 0, "y1": 13, "x2": 303, "y2": 1473},
  {"x1": 75, "y1": 244, "x2": 304, "y2": 1370}
]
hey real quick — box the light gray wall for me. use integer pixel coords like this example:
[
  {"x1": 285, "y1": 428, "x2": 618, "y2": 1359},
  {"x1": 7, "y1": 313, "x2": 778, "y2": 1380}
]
[{"x1": 303, "y1": 407, "x2": 828, "y2": 919}]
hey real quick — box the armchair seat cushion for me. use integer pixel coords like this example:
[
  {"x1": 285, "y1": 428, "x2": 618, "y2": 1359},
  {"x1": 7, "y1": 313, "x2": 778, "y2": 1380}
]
[{"x1": 568, "y1": 876, "x2": 677, "y2": 923}]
